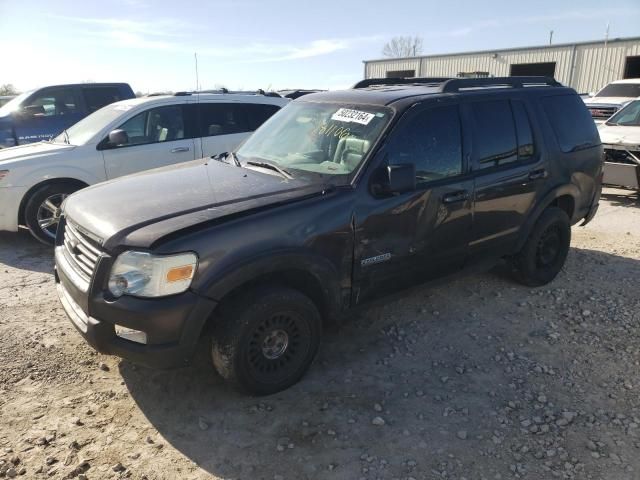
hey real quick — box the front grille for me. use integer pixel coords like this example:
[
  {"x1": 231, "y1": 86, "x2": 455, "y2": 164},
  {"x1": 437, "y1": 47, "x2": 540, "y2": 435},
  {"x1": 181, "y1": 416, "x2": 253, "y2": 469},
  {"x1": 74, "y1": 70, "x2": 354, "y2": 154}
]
[
  {"x1": 588, "y1": 106, "x2": 618, "y2": 120},
  {"x1": 62, "y1": 221, "x2": 103, "y2": 283}
]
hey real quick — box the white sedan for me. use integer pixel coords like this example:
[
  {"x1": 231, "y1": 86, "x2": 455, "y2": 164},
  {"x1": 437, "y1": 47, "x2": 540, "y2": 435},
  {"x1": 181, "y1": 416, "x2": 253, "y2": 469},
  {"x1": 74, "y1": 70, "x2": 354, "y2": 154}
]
[{"x1": 0, "y1": 92, "x2": 288, "y2": 243}]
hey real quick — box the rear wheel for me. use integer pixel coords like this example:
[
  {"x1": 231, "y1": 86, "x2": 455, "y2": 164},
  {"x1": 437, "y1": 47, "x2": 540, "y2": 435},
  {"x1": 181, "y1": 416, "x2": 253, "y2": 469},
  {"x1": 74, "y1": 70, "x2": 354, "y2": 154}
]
[
  {"x1": 511, "y1": 206, "x2": 571, "y2": 286},
  {"x1": 24, "y1": 182, "x2": 80, "y2": 245},
  {"x1": 211, "y1": 286, "x2": 322, "y2": 395}
]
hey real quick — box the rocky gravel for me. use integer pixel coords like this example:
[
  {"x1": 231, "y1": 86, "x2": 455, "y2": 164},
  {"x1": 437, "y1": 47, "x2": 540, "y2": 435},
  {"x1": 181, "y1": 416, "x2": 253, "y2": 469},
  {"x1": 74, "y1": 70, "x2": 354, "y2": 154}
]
[{"x1": 1, "y1": 188, "x2": 639, "y2": 479}]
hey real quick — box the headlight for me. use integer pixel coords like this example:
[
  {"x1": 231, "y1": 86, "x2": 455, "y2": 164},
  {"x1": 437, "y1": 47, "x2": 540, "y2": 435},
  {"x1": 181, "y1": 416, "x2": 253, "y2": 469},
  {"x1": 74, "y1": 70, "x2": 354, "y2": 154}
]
[{"x1": 108, "y1": 251, "x2": 197, "y2": 298}]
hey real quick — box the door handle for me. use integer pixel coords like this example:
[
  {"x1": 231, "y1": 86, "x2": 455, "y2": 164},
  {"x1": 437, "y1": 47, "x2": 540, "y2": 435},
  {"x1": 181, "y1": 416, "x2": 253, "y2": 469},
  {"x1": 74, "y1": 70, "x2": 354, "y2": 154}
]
[
  {"x1": 528, "y1": 168, "x2": 548, "y2": 180},
  {"x1": 171, "y1": 147, "x2": 190, "y2": 153},
  {"x1": 442, "y1": 190, "x2": 469, "y2": 204}
]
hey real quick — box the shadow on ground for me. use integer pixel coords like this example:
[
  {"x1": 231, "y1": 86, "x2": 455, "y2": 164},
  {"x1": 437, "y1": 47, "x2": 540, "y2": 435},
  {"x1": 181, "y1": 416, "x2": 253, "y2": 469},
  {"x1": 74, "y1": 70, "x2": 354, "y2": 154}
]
[
  {"x1": 120, "y1": 247, "x2": 640, "y2": 480},
  {"x1": 601, "y1": 189, "x2": 640, "y2": 209},
  {"x1": 0, "y1": 230, "x2": 53, "y2": 274}
]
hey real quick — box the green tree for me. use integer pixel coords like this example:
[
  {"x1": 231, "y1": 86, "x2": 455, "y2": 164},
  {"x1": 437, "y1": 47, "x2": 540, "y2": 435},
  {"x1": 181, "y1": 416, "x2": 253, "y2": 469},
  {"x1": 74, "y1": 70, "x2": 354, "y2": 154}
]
[{"x1": 0, "y1": 84, "x2": 18, "y2": 96}]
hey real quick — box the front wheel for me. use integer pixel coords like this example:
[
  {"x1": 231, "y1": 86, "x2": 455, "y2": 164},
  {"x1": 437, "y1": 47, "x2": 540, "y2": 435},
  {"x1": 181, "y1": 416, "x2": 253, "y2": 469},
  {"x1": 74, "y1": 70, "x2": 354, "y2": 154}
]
[
  {"x1": 511, "y1": 206, "x2": 571, "y2": 287},
  {"x1": 211, "y1": 286, "x2": 322, "y2": 395},
  {"x1": 24, "y1": 182, "x2": 81, "y2": 245}
]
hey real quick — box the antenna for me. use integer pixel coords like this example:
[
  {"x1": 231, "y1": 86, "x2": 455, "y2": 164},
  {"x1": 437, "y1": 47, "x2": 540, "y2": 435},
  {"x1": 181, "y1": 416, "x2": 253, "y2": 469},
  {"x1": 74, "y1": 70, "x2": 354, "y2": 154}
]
[
  {"x1": 194, "y1": 52, "x2": 200, "y2": 92},
  {"x1": 549, "y1": 30, "x2": 554, "y2": 45},
  {"x1": 605, "y1": 22, "x2": 610, "y2": 47}
]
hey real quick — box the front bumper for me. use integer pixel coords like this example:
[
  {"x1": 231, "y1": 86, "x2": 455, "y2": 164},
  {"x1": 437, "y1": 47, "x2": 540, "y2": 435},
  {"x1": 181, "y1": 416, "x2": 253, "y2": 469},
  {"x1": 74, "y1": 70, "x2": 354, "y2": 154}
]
[
  {"x1": 55, "y1": 247, "x2": 217, "y2": 369},
  {"x1": 0, "y1": 185, "x2": 27, "y2": 232}
]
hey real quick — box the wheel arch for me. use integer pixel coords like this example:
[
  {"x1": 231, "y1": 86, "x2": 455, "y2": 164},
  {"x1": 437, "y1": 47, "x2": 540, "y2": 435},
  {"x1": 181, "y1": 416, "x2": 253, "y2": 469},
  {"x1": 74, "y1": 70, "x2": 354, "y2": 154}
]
[
  {"x1": 18, "y1": 177, "x2": 89, "y2": 225},
  {"x1": 198, "y1": 253, "x2": 344, "y2": 334},
  {"x1": 515, "y1": 184, "x2": 579, "y2": 253}
]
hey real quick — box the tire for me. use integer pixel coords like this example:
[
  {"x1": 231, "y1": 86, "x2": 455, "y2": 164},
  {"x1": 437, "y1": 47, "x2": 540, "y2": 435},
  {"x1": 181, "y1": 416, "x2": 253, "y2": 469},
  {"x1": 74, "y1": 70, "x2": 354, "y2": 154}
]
[
  {"x1": 24, "y1": 182, "x2": 81, "y2": 245},
  {"x1": 211, "y1": 286, "x2": 322, "y2": 396},
  {"x1": 511, "y1": 206, "x2": 571, "y2": 287}
]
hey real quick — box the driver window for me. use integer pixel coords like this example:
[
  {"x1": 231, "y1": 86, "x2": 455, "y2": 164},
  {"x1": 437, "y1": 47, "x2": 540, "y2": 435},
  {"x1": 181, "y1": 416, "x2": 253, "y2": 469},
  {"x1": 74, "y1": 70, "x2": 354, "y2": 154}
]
[
  {"x1": 116, "y1": 106, "x2": 185, "y2": 147},
  {"x1": 23, "y1": 89, "x2": 77, "y2": 117},
  {"x1": 388, "y1": 104, "x2": 463, "y2": 183}
]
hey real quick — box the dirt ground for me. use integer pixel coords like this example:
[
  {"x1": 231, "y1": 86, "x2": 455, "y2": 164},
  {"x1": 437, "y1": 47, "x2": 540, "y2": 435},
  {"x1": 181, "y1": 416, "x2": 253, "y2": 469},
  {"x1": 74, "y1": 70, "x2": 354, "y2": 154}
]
[{"x1": 1, "y1": 188, "x2": 640, "y2": 480}]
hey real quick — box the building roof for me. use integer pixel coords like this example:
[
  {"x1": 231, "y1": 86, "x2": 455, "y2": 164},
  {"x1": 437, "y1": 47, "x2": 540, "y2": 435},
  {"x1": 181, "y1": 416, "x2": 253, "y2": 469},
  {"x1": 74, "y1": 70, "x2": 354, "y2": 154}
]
[{"x1": 364, "y1": 36, "x2": 640, "y2": 64}]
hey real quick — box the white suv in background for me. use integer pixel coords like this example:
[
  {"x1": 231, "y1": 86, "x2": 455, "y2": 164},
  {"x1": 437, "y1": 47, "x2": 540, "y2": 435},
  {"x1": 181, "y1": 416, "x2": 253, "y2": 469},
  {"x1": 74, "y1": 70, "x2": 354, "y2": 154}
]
[
  {"x1": 0, "y1": 92, "x2": 289, "y2": 243},
  {"x1": 583, "y1": 78, "x2": 640, "y2": 123}
]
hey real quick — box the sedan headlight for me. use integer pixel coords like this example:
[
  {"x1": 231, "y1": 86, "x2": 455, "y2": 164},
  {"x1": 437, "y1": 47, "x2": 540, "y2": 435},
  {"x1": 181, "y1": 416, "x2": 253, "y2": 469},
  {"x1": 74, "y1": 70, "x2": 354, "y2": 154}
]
[{"x1": 108, "y1": 251, "x2": 197, "y2": 298}]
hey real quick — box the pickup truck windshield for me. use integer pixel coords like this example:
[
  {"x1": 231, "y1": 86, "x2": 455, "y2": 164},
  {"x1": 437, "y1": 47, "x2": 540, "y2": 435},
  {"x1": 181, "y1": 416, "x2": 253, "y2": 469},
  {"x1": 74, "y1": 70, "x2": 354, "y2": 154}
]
[
  {"x1": 237, "y1": 102, "x2": 392, "y2": 178},
  {"x1": 51, "y1": 103, "x2": 132, "y2": 145}
]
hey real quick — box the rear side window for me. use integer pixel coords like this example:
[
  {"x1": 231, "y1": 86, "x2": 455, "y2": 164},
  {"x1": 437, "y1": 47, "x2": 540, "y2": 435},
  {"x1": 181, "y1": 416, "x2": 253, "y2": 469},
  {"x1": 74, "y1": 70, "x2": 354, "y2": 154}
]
[
  {"x1": 470, "y1": 100, "x2": 517, "y2": 168},
  {"x1": 83, "y1": 87, "x2": 125, "y2": 113},
  {"x1": 246, "y1": 103, "x2": 281, "y2": 130},
  {"x1": 199, "y1": 103, "x2": 250, "y2": 137},
  {"x1": 541, "y1": 94, "x2": 600, "y2": 153}
]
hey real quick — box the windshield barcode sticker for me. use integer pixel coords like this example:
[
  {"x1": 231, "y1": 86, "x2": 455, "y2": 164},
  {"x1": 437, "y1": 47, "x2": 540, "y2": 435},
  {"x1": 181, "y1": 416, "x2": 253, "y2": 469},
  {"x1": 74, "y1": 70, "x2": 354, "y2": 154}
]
[{"x1": 331, "y1": 108, "x2": 375, "y2": 125}]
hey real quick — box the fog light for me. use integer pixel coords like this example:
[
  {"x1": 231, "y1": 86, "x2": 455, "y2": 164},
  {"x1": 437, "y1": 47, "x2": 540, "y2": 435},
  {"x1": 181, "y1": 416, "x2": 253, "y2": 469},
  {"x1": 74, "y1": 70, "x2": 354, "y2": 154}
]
[{"x1": 114, "y1": 325, "x2": 147, "y2": 344}]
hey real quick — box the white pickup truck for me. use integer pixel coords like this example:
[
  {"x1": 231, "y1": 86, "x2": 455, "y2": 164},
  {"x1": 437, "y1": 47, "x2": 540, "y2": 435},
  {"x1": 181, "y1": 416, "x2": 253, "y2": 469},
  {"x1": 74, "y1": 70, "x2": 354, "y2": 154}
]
[
  {"x1": 0, "y1": 92, "x2": 288, "y2": 243},
  {"x1": 583, "y1": 78, "x2": 640, "y2": 124}
]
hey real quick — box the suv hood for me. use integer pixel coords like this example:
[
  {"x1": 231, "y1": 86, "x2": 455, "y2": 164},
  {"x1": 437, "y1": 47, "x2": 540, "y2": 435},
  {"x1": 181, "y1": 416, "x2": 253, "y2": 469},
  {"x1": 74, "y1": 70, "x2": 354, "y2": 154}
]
[
  {"x1": 598, "y1": 124, "x2": 640, "y2": 146},
  {"x1": 0, "y1": 141, "x2": 75, "y2": 166},
  {"x1": 64, "y1": 159, "x2": 329, "y2": 249}
]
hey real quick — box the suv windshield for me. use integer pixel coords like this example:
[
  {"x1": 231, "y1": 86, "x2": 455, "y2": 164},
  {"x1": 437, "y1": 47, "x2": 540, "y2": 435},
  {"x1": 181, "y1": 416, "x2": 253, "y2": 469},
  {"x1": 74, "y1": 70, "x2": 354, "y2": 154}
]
[
  {"x1": 606, "y1": 100, "x2": 640, "y2": 126},
  {"x1": 595, "y1": 83, "x2": 640, "y2": 98},
  {"x1": 52, "y1": 103, "x2": 134, "y2": 145},
  {"x1": 236, "y1": 102, "x2": 392, "y2": 179}
]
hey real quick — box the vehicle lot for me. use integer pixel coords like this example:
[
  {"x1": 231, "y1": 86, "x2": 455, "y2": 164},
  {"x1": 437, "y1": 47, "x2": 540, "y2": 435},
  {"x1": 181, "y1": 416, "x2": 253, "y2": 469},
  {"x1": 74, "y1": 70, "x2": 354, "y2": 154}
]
[{"x1": 1, "y1": 188, "x2": 639, "y2": 480}]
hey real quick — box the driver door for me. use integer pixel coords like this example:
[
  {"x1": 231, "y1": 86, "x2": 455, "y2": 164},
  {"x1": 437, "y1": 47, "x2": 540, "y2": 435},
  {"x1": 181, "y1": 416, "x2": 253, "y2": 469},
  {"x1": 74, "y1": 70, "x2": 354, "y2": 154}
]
[
  {"x1": 101, "y1": 104, "x2": 196, "y2": 179},
  {"x1": 353, "y1": 102, "x2": 474, "y2": 303}
]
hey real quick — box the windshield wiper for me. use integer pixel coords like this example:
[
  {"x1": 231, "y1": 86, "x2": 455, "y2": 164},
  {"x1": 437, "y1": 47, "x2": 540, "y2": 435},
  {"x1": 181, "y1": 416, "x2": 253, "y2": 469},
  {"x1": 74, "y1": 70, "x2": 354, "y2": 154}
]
[
  {"x1": 62, "y1": 129, "x2": 70, "y2": 144},
  {"x1": 245, "y1": 160, "x2": 292, "y2": 179}
]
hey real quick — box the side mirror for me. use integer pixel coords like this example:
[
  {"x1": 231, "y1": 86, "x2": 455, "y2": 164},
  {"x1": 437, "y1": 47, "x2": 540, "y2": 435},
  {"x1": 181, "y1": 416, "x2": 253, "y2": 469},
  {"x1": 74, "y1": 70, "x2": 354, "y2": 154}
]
[
  {"x1": 108, "y1": 129, "x2": 129, "y2": 147},
  {"x1": 372, "y1": 164, "x2": 416, "y2": 196}
]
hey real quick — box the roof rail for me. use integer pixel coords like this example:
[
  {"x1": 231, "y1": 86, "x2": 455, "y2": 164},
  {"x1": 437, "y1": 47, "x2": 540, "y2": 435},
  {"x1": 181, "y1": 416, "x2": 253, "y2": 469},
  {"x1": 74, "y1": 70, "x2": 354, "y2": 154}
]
[
  {"x1": 352, "y1": 77, "x2": 452, "y2": 89},
  {"x1": 197, "y1": 89, "x2": 282, "y2": 98},
  {"x1": 439, "y1": 76, "x2": 561, "y2": 93}
]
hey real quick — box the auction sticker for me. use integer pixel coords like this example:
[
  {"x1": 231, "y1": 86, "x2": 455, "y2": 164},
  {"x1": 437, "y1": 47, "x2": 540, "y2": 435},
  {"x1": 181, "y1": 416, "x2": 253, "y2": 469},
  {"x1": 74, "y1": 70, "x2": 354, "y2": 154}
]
[{"x1": 331, "y1": 108, "x2": 375, "y2": 125}]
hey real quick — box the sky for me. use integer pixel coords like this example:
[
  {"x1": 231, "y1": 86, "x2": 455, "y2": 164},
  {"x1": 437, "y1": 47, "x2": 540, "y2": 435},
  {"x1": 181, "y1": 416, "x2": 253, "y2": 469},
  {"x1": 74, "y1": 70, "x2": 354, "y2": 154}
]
[{"x1": 1, "y1": 0, "x2": 639, "y2": 94}]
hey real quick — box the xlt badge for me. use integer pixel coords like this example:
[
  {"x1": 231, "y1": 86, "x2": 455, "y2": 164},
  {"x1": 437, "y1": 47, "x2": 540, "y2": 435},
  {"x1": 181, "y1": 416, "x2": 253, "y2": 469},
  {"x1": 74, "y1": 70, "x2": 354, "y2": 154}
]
[{"x1": 361, "y1": 253, "x2": 391, "y2": 267}]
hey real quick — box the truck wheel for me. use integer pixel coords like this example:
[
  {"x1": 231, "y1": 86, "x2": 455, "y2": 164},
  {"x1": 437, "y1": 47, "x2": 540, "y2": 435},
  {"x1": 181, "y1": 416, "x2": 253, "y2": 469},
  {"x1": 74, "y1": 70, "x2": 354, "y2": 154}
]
[
  {"x1": 24, "y1": 182, "x2": 80, "y2": 245},
  {"x1": 211, "y1": 286, "x2": 322, "y2": 395},
  {"x1": 511, "y1": 206, "x2": 571, "y2": 287}
]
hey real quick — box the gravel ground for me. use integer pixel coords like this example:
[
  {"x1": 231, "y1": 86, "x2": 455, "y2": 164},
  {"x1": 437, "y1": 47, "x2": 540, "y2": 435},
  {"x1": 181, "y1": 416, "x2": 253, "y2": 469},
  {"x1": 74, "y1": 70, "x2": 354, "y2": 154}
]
[{"x1": 1, "y1": 187, "x2": 639, "y2": 480}]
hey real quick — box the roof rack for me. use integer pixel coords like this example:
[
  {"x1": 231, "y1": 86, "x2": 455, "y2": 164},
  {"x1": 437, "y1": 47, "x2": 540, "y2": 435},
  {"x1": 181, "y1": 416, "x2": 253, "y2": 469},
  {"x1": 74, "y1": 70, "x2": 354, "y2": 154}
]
[
  {"x1": 439, "y1": 76, "x2": 561, "y2": 93},
  {"x1": 196, "y1": 89, "x2": 282, "y2": 98},
  {"x1": 352, "y1": 77, "x2": 452, "y2": 89}
]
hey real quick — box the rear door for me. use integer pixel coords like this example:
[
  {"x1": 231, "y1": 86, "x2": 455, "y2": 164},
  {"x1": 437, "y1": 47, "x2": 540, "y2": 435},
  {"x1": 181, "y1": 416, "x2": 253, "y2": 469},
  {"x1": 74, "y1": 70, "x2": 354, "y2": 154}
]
[
  {"x1": 101, "y1": 104, "x2": 197, "y2": 179},
  {"x1": 463, "y1": 96, "x2": 546, "y2": 261},
  {"x1": 81, "y1": 85, "x2": 131, "y2": 114},
  {"x1": 13, "y1": 87, "x2": 83, "y2": 144},
  {"x1": 354, "y1": 102, "x2": 474, "y2": 303}
]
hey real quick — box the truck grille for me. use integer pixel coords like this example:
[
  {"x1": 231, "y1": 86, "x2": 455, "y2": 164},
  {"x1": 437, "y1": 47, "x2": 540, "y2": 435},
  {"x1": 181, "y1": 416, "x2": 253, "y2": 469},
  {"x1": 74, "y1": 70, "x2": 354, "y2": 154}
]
[
  {"x1": 62, "y1": 221, "x2": 103, "y2": 283},
  {"x1": 588, "y1": 106, "x2": 618, "y2": 120}
]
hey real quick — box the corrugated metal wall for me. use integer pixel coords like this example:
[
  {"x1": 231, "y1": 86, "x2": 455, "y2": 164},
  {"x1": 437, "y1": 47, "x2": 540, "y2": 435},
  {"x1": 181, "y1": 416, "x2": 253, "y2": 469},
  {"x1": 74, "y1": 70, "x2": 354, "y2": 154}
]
[{"x1": 364, "y1": 38, "x2": 640, "y2": 93}]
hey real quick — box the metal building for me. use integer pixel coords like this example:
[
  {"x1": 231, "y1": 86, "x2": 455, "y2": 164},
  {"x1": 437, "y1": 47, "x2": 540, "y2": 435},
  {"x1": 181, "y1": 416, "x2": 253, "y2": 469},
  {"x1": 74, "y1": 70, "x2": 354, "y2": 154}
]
[{"x1": 363, "y1": 36, "x2": 640, "y2": 94}]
